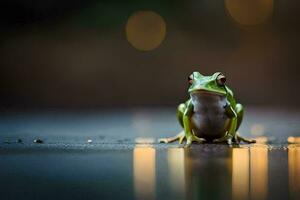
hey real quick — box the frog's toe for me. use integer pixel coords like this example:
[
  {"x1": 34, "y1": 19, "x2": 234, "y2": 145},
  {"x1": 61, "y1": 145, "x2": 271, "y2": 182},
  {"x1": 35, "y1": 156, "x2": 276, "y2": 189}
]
[
  {"x1": 249, "y1": 139, "x2": 256, "y2": 143},
  {"x1": 185, "y1": 140, "x2": 192, "y2": 148},
  {"x1": 232, "y1": 135, "x2": 241, "y2": 144},
  {"x1": 158, "y1": 131, "x2": 185, "y2": 144},
  {"x1": 213, "y1": 139, "x2": 220, "y2": 143},
  {"x1": 237, "y1": 135, "x2": 256, "y2": 144},
  {"x1": 158, "y1": 137, "x2": 178, "y2": 143},
  {"x1": 193, "y1": 135, "x2": 206, "y2": 143},
  {"x1": 179, "y1": 135, "x2": 185, "y2": 144},
  {"x1": 227, "y1": 138, "x2": 233, "y2": 145},
  {"x1": 241, "y1": 137, "x2": 256, "y2": 143},
  {"x1": 213, "y1": 138, "x2": 227, "y2": 143},
  {"x1": 213, "y1": 134, "x2": 232, "y2": 144},
  {"x1": 184, "y1": 135, "x2": 205, "y2": 147}
]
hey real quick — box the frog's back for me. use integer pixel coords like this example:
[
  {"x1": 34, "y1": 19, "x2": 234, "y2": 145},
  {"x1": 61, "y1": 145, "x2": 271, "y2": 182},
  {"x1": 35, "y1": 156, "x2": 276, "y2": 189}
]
[{"x1": 190, "y1": 92, "x2": 231, "y2": 141}]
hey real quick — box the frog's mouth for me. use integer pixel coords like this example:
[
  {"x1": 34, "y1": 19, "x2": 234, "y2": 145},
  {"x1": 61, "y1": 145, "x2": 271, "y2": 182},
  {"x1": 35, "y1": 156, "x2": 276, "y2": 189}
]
[{"x1": 190, "y1": 89, "x2": 226, "y2": 96}]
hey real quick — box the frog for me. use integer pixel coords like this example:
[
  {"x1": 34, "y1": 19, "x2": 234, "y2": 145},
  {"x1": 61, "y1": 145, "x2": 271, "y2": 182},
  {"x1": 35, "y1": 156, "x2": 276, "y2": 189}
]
[{"x1": 159, "y1": 71, "x2": 256, "y2": 147}]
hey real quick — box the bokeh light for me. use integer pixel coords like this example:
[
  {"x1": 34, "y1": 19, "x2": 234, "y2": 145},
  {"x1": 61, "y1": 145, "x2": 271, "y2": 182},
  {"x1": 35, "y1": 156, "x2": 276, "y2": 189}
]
[
  {"x1": 225, "y1": 0, "x2": 273, "y2": 26},
  {"x1": 126, "y1": 10, "x2": 166, "y2": 51}
]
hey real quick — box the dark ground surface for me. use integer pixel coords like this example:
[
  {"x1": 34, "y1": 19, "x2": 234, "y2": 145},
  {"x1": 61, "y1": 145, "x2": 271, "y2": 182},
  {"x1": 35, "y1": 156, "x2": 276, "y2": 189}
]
[{"x1": 1, "y1": 107, "x2": 300, "y2": 200}]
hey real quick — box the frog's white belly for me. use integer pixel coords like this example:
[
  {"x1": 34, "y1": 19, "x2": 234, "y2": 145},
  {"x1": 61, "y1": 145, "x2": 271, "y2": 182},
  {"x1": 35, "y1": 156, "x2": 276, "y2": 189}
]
[{"x1": 190, "y1": 92, "x2": 230, "y2": 140}]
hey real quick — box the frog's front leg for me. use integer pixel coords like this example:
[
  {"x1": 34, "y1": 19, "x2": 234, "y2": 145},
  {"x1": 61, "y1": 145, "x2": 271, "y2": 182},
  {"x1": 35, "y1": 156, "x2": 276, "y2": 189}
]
[
  {"x1": 213, "y1": 103, "x2": 237, "y2": 144},
  {"x1": 158, "y1": 101, "x2": 205, "y2": 146},
  {"x1": 183, "y1": 115, "x2": 206, "y2": 147},
  {"x1": 213, "y1": 103, "x2": 255, "y2": 144},
  {"x1": 183, "y1": 100, "x2": 206, "y2": 147},
  {"x1": 213, "y1": 118, "x2": 237, "y2": 145}
]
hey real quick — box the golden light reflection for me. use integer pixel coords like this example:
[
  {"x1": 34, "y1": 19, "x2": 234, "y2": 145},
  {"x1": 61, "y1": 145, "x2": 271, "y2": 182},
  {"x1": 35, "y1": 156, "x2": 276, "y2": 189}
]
[
  {"x1": 126, "y1": 10, "x2": 166, "y2": 51},
  {"x1": 225, "y1": 0, "x2": 273, "y2": 26},
  {"x1": 167, "y1": 148, "x2": 186, "y2": 197},
  {"x1": 133, "y1": 147, "x2": 156, "y2": 200},
  {"x1": 232, "y1": 145, "x2": 268, "y2": 200},
  {"x1": 250, "y1": 145, "x2": 268, "y2": 200},
  {"x1": 287, "y1": 137, "x2": 300, "y2": 144},
  {"x1": 288, "y1": 145, "x2": 300, "y2": 198},
  {"x1": 232, "y1": 148, "x2": 250, "y2": 200},
  {"x1": 135, "y1": 137, "x2": 155, "y2": 144},
  {"x1": 254, "y1": 136, "x2": 268, "y2": 144}
]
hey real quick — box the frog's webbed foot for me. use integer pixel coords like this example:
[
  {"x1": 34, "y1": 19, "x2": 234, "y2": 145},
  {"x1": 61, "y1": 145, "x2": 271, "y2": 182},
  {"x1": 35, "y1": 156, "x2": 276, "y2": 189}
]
[
  {"x1": 213, "y1": 133, "x2": 233, "y2": 145},
  {"x1": 185, "y1": 135, "x2": 206, "y2": 148},
  {"x1": 159, "y1": 131, "x2": 206, "y2": 147},
  {"x1": 158, "y1": 131, "x2": 185, "y2": 144},
  {"x1": 234, "y1": 133, "x2": 256, "y2": 144}
]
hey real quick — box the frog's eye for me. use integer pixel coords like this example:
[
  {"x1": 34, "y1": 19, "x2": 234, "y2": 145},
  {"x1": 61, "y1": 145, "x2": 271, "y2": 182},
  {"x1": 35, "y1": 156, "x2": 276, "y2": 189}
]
[
  {"x1": 188, "y1": 74, "x2": 193, "y2": 85},
  {"x1": 217, "y1": 74, "x2": 226, "y2": 86}
]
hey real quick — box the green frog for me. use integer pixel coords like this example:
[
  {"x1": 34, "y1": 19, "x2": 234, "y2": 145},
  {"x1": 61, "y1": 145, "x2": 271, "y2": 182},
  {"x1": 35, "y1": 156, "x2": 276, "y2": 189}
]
[{"x1": 159, "y1": 71, "x2": 256, "y2": 147}]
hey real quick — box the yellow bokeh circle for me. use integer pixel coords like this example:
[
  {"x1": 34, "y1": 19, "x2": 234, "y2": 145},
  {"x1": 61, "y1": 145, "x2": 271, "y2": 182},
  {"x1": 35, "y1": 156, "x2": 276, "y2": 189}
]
[
  {"x1": 225, "y1": 0, "x2": 273, "y2": 26},
  {"x1": 126, "y1": 10, "x2": 166, "y2": 51}
]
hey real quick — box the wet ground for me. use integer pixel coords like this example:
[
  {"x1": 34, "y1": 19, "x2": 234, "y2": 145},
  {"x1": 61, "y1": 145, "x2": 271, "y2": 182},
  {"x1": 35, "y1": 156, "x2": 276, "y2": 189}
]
[{"x1": 1, "y1": 107, "x2": 300, "y2": 200}]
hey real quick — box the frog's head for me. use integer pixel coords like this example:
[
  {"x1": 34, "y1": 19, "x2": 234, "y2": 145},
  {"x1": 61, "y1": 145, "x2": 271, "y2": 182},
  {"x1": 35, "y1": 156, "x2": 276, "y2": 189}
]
[{"x1": 188, "y1": 71, "x2": 227, "y2": 96}]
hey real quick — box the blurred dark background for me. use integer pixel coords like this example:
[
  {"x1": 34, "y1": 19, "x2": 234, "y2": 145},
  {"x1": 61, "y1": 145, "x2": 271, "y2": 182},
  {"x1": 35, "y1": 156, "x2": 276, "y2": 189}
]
[{"x1": 0, "y1": 0, "x2": 299, "y2": 109}]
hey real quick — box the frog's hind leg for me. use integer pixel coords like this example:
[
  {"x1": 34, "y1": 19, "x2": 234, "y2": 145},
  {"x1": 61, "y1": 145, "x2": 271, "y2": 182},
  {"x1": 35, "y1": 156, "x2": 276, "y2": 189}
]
[
  {"x1": 236, "y1": 132, "x2": 256, "y2": 143},
  {"x1": 234, "y1": 104, "x2": 256, "y2": 143},
  {"x1": 158, "y1": 103, "x2": 186, "y2": 144},
  {"x1": 158, "y1": 131, "x2": 185, "y2": 144},
  {"x1": 236, "y1": 103, "x2": 244, "y2": 131},
  {"x1": 176, "y1": 103, "x2": 186, "y2": 128}
]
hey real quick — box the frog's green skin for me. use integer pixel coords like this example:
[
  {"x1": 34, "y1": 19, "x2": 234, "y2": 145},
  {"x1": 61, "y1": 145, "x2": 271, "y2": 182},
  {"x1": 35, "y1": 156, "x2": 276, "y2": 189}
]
[{"x1": 159, "y1": 71, "x2": 256, "y2": 147}]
